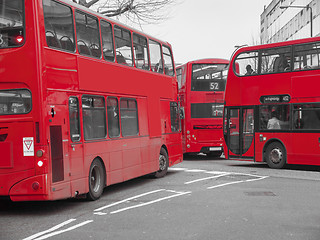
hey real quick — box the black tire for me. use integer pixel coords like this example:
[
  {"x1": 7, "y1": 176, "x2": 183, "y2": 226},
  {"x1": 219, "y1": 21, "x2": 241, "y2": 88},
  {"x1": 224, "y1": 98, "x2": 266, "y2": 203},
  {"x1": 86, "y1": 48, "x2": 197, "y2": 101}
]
[
  {"x1": 153, "y1": 148, "x2": 169, "y2": 178},
  {"x1": 87, "y1": 159, "x2": 105, "y2": 201},
  {"x1": 265, "y1": 142, "x2": 286, "y2": 169}
]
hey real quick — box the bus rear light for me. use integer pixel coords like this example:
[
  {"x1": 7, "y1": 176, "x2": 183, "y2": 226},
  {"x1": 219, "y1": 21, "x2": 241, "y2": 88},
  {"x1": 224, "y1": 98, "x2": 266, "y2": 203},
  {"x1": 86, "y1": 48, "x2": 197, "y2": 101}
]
[
  {"x1": 187, "y1": 144, "x2": 190, "y2": 148},
  {"x1": 32, "y1": 182, "x2": 40, "y2": 191},
  {"x1": 15, "y1": 36, "x2": 24, "y2": 44},
  {"x1": 37, "y1": 160, "x2": 44, "y2": 167},
  {"x1": 36, "y1": 150, "x2": 44, "y2": 157}
]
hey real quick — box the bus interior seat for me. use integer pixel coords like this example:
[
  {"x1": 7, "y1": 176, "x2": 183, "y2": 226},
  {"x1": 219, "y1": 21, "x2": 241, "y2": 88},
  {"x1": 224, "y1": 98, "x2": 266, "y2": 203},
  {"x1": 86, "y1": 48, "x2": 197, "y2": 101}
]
[
  {"x1": 60, "y1": 36, "x2": 74, "y2": 51},
  {"x1": 77, "y1": 40, "x2": 91, "y2": 56},
  {"x1": 46, "y1": 31, "x2": 61, "y2": 48}
]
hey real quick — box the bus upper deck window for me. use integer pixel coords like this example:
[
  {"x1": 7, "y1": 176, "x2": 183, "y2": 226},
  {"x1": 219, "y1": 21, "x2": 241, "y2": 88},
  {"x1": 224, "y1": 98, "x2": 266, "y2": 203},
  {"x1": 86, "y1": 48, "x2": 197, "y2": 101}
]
[{"x1": 0, "y1": 0, "x2": 25, "y2": 48}]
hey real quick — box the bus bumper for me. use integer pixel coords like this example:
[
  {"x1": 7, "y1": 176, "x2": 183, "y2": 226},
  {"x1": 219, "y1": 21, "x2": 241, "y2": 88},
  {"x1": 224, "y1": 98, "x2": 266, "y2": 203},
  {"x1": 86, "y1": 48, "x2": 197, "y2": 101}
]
[{"x1": 9, "y1": 174, "x2": 49, "y2": 201}]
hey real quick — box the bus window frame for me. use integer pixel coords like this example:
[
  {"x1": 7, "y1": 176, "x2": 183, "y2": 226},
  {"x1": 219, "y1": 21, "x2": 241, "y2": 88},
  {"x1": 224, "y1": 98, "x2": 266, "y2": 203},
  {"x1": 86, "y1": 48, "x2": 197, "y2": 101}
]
[
  {"x1": 82, "y1": 94, "x2": 107, "y2": 141},
  {"x1": 0, "y1": 0, "x2": 26, "y2": 49},
  {"x1": 114, "y1": 25, "x2": 134, "y2": 66},
  {"x1": 68, "y1": 96, "x2": 81, "y2": 142},
  {"x1": 75, "y1": 10, "x2": 102, "y2": 59},
  {"x1": 100, "y1": 19, "x2": 115, "y2": 62},
  {"x1": 43, "y1": 0, "x2": 76, "y2": 53},
  {"x1": 0, "y1": 88, "x2": 32, "y2": 115}
]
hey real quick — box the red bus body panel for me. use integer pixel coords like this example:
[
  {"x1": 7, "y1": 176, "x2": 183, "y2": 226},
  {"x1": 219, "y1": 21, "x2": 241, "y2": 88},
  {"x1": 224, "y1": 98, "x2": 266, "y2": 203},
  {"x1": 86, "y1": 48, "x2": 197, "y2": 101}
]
[
  {"x1": 0, "y1": 0, "x2": 182, "y2": 201},
  {"x1": 179, "y1": 59, "x2": 228, "y2": 155},
  {"x1": 224, "y1": 36, "x2": 320, "y2": 166}
]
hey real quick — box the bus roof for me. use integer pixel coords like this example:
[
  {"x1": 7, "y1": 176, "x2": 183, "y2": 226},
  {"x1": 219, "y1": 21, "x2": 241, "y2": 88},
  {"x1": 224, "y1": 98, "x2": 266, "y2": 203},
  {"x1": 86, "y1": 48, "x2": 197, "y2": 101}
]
[
  {"x1": 178, "y1": 58, "x2": 229, "y2": 67},
  {"x1": 234, "y1": 36, "x2": 320, "y2": 57}
]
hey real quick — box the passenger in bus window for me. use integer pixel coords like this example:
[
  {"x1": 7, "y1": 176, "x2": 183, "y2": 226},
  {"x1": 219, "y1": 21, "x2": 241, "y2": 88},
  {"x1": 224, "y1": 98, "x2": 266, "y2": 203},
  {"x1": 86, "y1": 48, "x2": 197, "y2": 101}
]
[
  {"x1": 245, "y1": 64, "x2": 254, "y2": 75},
  {"x1": 267, "y1": 110, "x2": 281, "y2": 129}
]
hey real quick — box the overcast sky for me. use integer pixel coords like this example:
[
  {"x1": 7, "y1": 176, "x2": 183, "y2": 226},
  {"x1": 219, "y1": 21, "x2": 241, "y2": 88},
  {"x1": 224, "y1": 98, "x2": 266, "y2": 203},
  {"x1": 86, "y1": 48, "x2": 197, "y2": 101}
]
[{"x1": 141, "y1": 0, "x2": 271, "y2": 64}]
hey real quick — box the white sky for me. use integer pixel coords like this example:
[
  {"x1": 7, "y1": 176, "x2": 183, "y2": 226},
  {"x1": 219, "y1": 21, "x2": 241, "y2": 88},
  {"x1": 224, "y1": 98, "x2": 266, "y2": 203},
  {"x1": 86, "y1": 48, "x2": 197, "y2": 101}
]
[{"x1": 140, "y1": 0, "x2": 271, "y2": 64}]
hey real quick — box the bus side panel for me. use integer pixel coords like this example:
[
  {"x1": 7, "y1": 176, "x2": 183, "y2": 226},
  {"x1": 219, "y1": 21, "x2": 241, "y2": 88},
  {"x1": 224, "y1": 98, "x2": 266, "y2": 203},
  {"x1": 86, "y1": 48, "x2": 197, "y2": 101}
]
[
  {"x1": 291, "y1": 133, "x2": 320, "y2": 165},
  {"x1": 44, "y1": 49, "x2": 78, "y2": 90}
]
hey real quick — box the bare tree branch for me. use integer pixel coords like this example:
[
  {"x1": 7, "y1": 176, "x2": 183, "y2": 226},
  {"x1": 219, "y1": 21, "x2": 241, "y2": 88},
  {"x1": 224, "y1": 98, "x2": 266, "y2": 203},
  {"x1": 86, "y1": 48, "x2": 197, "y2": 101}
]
[{"x1": 70, "y1": 0, "x2": 176, "y2": 25}]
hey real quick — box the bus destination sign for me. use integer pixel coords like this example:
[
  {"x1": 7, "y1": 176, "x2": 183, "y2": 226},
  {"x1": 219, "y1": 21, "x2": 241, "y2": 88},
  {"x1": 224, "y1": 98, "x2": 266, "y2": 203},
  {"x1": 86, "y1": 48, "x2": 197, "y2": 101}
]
[{"x1": 260, "y1": 94, "x2": 291, "y2": 104}]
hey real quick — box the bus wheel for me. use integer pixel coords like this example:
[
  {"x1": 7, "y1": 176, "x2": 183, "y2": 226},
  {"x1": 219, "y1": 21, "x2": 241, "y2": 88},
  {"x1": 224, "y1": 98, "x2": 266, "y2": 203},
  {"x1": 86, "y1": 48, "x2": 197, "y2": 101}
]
[
  {"x1": 153, "y1": 148, "x2": 169, "y2": 178},
  {"x1": 87, "y1": 159, "x2": 105, "y2": 201},
  {"x1": 265, "y1": 142, "x2": 286, "y2": 169}
]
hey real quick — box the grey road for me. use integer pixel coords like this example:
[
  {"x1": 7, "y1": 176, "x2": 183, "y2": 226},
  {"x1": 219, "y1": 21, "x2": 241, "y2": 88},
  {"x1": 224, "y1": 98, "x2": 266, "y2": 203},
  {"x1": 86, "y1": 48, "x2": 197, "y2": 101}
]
[{"x1": 1, "y1": 156, "x2": 320, "y2": 240}]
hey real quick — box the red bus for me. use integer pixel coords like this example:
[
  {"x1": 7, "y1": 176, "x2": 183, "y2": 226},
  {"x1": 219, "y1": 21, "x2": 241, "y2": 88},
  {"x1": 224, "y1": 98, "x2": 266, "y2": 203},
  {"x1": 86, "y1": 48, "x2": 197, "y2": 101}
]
[
  {"x1": 177, "y1": 59, "x2": 229, "y2": 157},
  {"x1": 0, "y1": 0, "x2": 182, "y2": 201},
  {"x1": 224, "y1": 36, "x2": 320, "y2": 168}
]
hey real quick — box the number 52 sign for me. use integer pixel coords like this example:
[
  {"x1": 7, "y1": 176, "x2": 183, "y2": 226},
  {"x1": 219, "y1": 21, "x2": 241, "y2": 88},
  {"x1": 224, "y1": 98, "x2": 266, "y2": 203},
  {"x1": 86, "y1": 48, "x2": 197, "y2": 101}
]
[{"x1": 210, "y1": 82, "x2": 219, "y2": 90}]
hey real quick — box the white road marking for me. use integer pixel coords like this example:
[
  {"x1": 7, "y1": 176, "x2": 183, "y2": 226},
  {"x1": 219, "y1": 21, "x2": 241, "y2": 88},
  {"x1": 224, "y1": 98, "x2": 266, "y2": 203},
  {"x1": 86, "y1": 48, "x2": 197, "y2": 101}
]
[
  {"x1": 32, "y1": 220, "x2": 93, "y2": 240},
  {"x1": 22, "y1": 219, "x2": 93, "y2": 240},
  {"x1": 94, "y1": 189, "x2": 165, "y2": 212},
  {"x1": 207, "y1": 176, "x2": 269, "y2": 189},
  {"x1": 184, "y1": 169, "x2": 207, "y2": 173},
  {"x1": 110, "y1": 190, "x2": 191, "y2": 214},
  {"x1": 184, "y1": 173, "x2": 230, "y2": 185},
  {"x1": 23, "y1": 219, "x2": 77, "y2": 240}
]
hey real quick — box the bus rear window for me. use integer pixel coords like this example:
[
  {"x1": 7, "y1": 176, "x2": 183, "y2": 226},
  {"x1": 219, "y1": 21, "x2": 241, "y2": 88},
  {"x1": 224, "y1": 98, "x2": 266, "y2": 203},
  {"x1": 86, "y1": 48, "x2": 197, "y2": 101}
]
[
  {"x1": 0, "y1": 89, "x2": 31, "y2": 115},
  {"x1": 0, "y1": 0, "x2": 25, "y2": 48},
  {"x1": 191, "y1": 64, "x2": 228, "y2": 91},
  {"x1": 191, "y1": 103, "x2": 224, "y2": 118}
]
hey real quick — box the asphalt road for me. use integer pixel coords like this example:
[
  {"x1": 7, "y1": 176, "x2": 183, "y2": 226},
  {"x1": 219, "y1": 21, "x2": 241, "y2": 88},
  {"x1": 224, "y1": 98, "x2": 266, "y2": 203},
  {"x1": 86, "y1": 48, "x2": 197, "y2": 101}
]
[{"x1": 1, "y1": 155, "x2": 320, "y2": 240}]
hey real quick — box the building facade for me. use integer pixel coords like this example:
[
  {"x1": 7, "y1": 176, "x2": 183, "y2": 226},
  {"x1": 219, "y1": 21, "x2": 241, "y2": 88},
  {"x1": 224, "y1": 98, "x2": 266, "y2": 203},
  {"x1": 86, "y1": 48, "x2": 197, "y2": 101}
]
[{"x1": 261, "y1": 0, "x2": 320, "y2": 44}]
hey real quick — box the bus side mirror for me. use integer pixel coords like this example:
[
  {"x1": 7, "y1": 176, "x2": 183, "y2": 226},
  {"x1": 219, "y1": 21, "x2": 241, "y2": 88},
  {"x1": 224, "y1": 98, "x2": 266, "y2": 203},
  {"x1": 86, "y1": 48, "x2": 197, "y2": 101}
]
[{"x1": 180, "y1": 107, "x2": 185, "y2": 119}]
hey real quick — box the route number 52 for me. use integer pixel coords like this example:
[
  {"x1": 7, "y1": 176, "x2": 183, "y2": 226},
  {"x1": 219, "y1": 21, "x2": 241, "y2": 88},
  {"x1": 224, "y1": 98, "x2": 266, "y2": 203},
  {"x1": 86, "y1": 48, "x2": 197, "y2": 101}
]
[{"x1": 210, "y1": 82, "x2": 219, "y2": 90}]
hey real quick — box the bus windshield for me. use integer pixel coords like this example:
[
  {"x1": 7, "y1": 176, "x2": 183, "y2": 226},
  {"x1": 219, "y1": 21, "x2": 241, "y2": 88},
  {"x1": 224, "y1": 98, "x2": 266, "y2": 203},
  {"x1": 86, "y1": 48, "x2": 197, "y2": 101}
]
[
  {"x1": 0, "y1": 0, "x2": 24, "y2": 48},
  {"x1": 191, "y1": 63, "x2": 228, "y2": 91}
]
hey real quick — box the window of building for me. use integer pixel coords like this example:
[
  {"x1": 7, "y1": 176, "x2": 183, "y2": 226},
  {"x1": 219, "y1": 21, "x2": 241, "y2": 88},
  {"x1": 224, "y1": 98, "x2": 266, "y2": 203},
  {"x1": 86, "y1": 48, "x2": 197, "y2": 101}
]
[
  {"x1": 101, "y1": 20, "x2": 114, "y2": 62},
  {"x1": 133, "y1": 33, "x2": 149, "y2": 70},
  {"x1": 75, "y1": 11, "x2": 101, "y2": 58},
  {"x1": 82, "y1": 96, "x2": 106, "y2": 140},
  {"x1": 120, "y1": 98, "x2": 139, "y2": 136},
  {"x1": 114, "y1": 26, "x2": 133, "y2": 66},
  {"x1": 43, "y1": 0, "x2": 75, "y2": 51},
  {"x1": 69, "y1": 97, "x2": 80, "y2": 142},
  {"x1": 107, "y1": 97, "x2": 120, "y2": 138}
]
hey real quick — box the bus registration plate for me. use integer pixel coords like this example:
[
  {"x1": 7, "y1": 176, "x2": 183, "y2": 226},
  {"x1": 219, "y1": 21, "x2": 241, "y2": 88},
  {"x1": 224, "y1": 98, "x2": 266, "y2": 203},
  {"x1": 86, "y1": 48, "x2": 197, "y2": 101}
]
[{"x1": 209, "y1": 147, "x2": 221, "y2": 151}]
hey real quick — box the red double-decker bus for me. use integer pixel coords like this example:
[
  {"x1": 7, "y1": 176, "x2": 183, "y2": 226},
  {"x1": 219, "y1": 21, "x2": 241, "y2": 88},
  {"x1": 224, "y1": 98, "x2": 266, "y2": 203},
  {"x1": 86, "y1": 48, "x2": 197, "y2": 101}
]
[
  {"x1": 0, "y1": 0, "x2": 182, "y2": 201},
  {"x1": 177, "y1": 59, "x2": 229, "y2": 157},
  {"x1": 224, "y1": 36, "x2": 320, "y2": 168}
]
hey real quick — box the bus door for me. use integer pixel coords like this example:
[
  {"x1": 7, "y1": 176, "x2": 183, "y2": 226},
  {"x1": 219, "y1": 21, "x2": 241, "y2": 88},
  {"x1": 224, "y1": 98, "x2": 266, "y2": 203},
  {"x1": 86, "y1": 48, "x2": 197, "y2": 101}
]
[
  {"x1": 226, "y1": 107, "x2": 254, "y2": 159},
  {"x1": 48, "y1": 104, "x2": 70, "y2": 187}
]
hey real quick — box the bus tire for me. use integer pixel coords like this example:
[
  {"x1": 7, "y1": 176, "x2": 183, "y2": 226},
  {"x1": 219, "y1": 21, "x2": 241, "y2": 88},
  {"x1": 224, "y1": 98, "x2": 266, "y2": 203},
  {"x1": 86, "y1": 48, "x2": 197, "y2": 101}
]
[
  {"x1": 265, "y1": 142, "x2": 286, "y2": 169},
  {"x1": 153, "y1": 148, "x2": 169, "y2": 178},
  {"x1": 87, "y1": 159, "x2": 105, "y2": 201}
]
